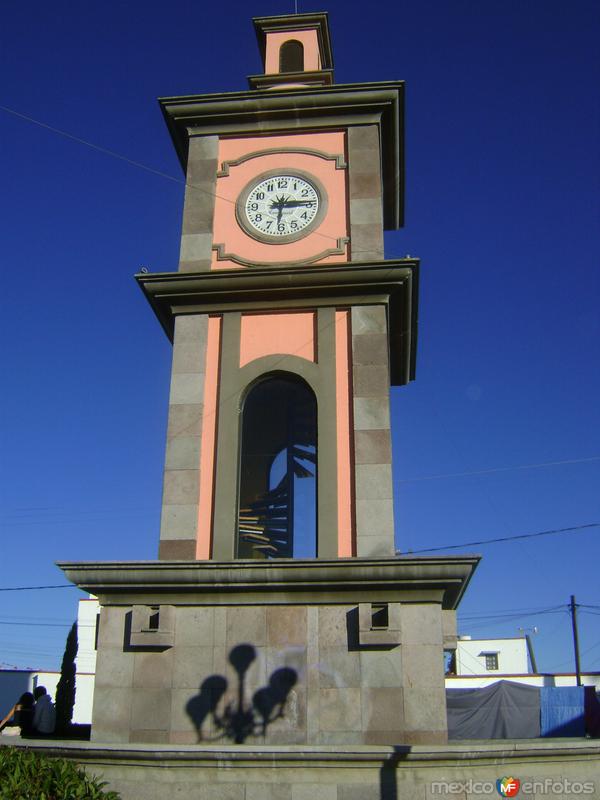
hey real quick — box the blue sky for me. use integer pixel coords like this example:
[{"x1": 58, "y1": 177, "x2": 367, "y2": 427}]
[{"x1": 1, "y1": 0, "x2": 599, "y2": 674}]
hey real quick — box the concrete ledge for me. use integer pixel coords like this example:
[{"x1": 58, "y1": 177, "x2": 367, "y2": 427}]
[
  {"x1": 3, "y1": 737, "x2": 599, "y2": 765},
  {"x1": 57, "y1": 556, "x2": 480, "y2": 609}
]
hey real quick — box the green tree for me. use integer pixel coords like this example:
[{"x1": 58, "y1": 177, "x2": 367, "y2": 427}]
[{"x1": 55, "y1": 620, "x2": 78, "y2": 733}]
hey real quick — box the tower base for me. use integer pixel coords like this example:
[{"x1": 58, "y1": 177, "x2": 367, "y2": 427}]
[{"x1": 59, "y1": 557, "x2": 478, "y2": 746}]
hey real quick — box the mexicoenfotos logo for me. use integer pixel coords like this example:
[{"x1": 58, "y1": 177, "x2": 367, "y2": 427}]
[{"x1": 496, "y1": 777, "x2": 520, "y2": 797}]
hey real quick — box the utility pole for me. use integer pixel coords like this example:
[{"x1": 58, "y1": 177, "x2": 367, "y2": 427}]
[{"x1": 570, "y1": 595, "x2": 582, "y2": 686}]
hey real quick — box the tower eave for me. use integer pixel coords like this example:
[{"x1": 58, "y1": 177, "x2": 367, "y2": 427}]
[
  {"x1": 158, "y1": 81, "x2": 405, "y2": 229},
  {"x1": 136, "y1": 258, "x2": 419, "y2": 386}
]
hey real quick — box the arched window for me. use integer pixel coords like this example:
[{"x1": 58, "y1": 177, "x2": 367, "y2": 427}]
[
  {"x1": 279, "y1": 39, "x2": 304, "y2": 73},
  {"x1": 238, "y1": 375, "x2": 317, "y2": 559}
]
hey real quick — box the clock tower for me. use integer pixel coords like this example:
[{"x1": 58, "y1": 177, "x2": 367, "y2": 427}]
[{"x1": 60, "y1": 12, "x2": 478, "y2": 754}]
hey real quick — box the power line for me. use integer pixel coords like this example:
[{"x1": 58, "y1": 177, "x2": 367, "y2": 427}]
[
  {"x1": 397, "y1": 455, "x2": 600, "y2": 483},
  {"x1": 407, "y1": 522, "x2": 600, "y2": 554},
  {"x1": 0, "y1": 102, "x2": 378, "y2": 258},
  {"x1": 0, "y1": 585, "x2": 77, "y2": 592}
]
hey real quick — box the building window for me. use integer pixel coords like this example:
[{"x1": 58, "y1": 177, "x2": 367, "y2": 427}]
[
  {"x1": 279, "y1": 40, "x2": 304, "y2": 73},
  {"x1": 484, "y1": 653, "x2": 499, "y2": 671},
  {"x1": 238, "y1": 375, "x2": 316, "y2": 558}
]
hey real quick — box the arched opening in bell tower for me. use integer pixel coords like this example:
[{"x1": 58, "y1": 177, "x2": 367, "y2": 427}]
[
  {"x1": 237, "y1": 374, "x2": 317, "y2": 559},
  {"x1": 279, "y1": 39, "x2": 304, "y2": 73}
]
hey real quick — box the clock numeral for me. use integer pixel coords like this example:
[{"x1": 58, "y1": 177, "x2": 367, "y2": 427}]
[
  {"x1": 256, "y1": 192, "x2": 265, "y2": 200},
  {"x1": 277, "y1": 223, "x2": 285, "y2": 232},
  {"x1": 300, "y1": 212, "x2": 308, "y2": 220},
  {"x1": 277, "y1": 179, "x2": 288, "y2": 189},
  {"x1": 291, "y1": 221, "x2": 298, "y2": 229},
  {"x1": 267, "y1": 183, "x2": 274, "y2": 192},
  {"x1": 254, "y1": 214, "x2": 262, "y2": 222},
  {"x1": 250, "y1": 202, "x2": 259, "y2": 211},
  {"x1": 301, "y1": 189, "x2": 309, "y2": 197},
  {"x1": 265, "y1": 220, "x2": 273, "y2": 228}
]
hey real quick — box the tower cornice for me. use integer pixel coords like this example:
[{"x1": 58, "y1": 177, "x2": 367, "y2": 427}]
[
  {"x1": 159, "y1": 81, "x2": 405, "y2": 229},
  {"x1": 136, "y1": 258, "x2": 419, "y2": 385}
]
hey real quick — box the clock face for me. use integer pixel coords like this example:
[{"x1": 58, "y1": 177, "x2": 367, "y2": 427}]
[{"x1": 236, "y1": 170, "x2": 327, "y2": 244}]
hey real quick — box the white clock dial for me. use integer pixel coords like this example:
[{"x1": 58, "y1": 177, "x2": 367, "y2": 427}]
[{"x1": 236, "y1": 171, "x2": 326, "y2": 244}]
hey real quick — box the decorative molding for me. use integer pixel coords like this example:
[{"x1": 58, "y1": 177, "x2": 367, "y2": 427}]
[
  {"x1": 58, "y1": 556, "x2": 480, "y2": 610},
  {"x1": 158, "y1": 81, "x2": 404, "y2": 229},
  {"x1": 211, "y1": 237, "x2": 349, "y2": 268},
  {"x1": 217, "y1": 147, "x2": 346, "y2": 177},
  {"x1": 135, "y1": 258, "x2": 419, "y2": 385}
]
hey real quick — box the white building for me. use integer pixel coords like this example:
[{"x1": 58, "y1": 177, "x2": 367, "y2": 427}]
[
  {"x1": 0, "y1": 597, "x2": 98, "y2": 727},
  {"x1": 446, "y1": 635, "x2": 600, "y2": 691}
]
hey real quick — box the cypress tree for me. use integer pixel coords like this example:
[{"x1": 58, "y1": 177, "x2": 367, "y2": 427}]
[{"x1": 55, "y1": 621, "x2": 78, "y2": 733}]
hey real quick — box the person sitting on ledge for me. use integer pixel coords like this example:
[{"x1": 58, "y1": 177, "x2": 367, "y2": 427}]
[
  {"x1": 32, "y1": 686, "x2": 56, "y2": 736},
  {"x1": 0, "y1": 691, "x2": 35, "y2": 736}
]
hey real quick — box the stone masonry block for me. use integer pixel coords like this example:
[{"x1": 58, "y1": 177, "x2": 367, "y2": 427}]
[
  {"x1": 133, "y1": 649, "x2": 174, "y2": 689},
  {"x1": 362, "y1": 687, "x2": 404, "y2": 731},
  {"x1": 180, "y1": 233, "x2": 213, "y2": 263},
  {"x1": 97, "y1": 606, "x2": 129, "y2": 649},
  {"x1": 354, "y1": 429, "x2": 392, "y2": 464},
  {"x1": 352, "y1": 333, "x2": 389, "y2": 366},
  {"x1": 350, "y1": 223, "x2": 384, "y2": 261},
  {"x1": 355, "y1": 498, "x2": 395, "y2": 535},
  {"x1": 349, "y1": 172, "x2": 381, "y2": 199},
  {"x1": 359, "y1": 650, "x2": 403, "y2": 688},
  {"x1": 356, "y1": 535, "x2": 395, "y2": 557},
  {"x1": 353, "y1": 365, "x2": 389, "y2": 397},
  {"x1": 403, "y1": 687, "x2": 447, "y2": 733},
  {"x1": 402, "y1": 645, "x2": 445, "y2": 690},
  {"x1": 167, "y1": 403, "x2": 203, "y2": 439},
  {"x1": 348, "y1": 124, "x2": 380, "y2": 150},
  {"x1": 165, "y1": 436, "x2": 201, "y2": 470},
  {"x1": 353, "y1": 397, "x2": 390, "y2": 430},
  {"x1": 350, "y1": 198, "x2": 383, "y2": 225},
  {"x1": 349, "y1": 143, "x2": 381, "y2": 175},
  {"x1": 266, "y1": 605, "x2": 307, "y2": 647},
  {"x1": 317, "y1": 606, "x2": 349, "y2": 647},
  {"x1": 292, "y1": 786, "x2": 337, "y2": 800},
  {"x1": 130, "y1": 688, "x2": 172, "y2": 731},
  {"x1": 160, "y1": 504, "x2": 198, "y2": 539},
  {"x1": 171, "y1": 646, "x2": 214, "y2": 689},
  {"x1": 91, "y1": 687, "x2": 132, "y2": 739},
  {"x1": 181, "y1": 188, "x2": 216, "y2": 235},
  {"x1": 162, "y1": 469, "x2": 200, "y2": 505},
  {"x1": 246, "y1": 785, "x2": 291, "y2": 800},
  {"x1": 94, "y1": 645, "x2": 134, "y2": 689},
  {"x1": 170, "y1": 687, "x2": 201, "y2": 734},
  {"x1": 351, "y1": 305, "x2": 386, "y2": 335},
  {"x1": 189, "y1": 135, "x2": 218, "y2": 161},
  {"x1": 317, "y1": 647, "x2": 360, "y2": 689},
  {"x1": 443, "y1": 609, "x2": 458, "y2": 649},
  {"x1": 172, "y1": 342, "x2": 205, "y2": 374},
  {"x1": 169, "y1": 373, "x2": 205, "y2": 405},
  {"x1": 401, "y1": 604, "x2": 443, "y2": 646},
  {"x1": 226, "y1": 605, "x2": 267, "y2": 647},
  {"x1": 159, "y1": 539, "x2": 197, "y2": 559},
  {"x1": 318, "y1": 688, "x2": 361, "y2": 732},
  {"x1": 175, "y1": 607, "x2": 214, "y2": 646},
  {"x1": 174, "y1": 314, "x2": 208, "y2": 344},
  {"x1": 354, "y1": 464, "x2": 393, "y2": 499}
]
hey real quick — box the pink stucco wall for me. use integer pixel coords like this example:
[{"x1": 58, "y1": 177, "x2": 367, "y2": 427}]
[
  {"x1": 264, "y1": 29, "x2": 321, "y2": 74},
  {"x1": 239, "y1": 312, "x2": 316, "y2": 367},
  {"x1": 196, "y1": 316, "x2": 221, "y2": 559},
  {"x1": 213, "y1": 132, "x2": 348, "y2": 270}
]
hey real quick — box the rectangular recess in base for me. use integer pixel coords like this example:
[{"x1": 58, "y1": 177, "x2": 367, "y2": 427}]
[{"x1": 358, "y1": 601, "x2": 401, "y2": 645}]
